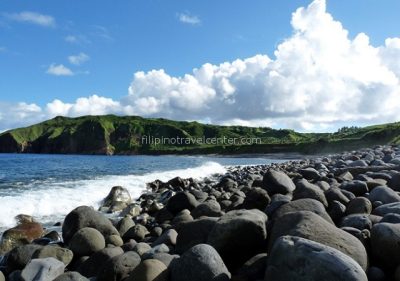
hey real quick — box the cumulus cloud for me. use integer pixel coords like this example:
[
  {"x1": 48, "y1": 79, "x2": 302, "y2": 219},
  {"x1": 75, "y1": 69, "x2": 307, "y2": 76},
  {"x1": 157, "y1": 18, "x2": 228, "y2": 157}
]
[
  {"x1": 46, "y1": 64, "x2": 74, "y2": 76},
  {"x1": 2, "y1": 0, "x2": 400, "y2": 132},
  {"x1": 68, "y1": 52, "x2": 90, "y2": 65},
  {"x1": 4, "y1": 11, "x2": 55, "y2": 27},
  {"x1": 177, "y1": 12, "x2": 201, "y2": 25}
]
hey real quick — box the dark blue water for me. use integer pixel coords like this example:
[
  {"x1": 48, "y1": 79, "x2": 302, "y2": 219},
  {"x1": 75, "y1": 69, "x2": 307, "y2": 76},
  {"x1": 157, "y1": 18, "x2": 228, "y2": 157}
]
[{"x1": 0, "y1": 153, "x2": 286, "y2": 229}]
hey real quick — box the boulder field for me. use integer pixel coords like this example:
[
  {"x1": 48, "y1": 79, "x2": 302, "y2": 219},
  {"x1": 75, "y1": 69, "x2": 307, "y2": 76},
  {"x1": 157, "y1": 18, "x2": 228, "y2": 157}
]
[{"x1": 1, "y1": 145, "x2": 400, "y2": 280}]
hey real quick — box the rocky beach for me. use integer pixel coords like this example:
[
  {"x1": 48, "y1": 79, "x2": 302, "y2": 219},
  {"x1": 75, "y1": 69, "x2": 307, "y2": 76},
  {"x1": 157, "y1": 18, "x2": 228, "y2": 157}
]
[{"x1": 1, "y1": 145, "x2": 400, "y2": 281}]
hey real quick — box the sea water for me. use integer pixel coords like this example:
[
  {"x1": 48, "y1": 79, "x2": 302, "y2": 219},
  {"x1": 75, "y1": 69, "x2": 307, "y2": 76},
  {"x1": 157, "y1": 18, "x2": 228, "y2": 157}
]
[{"x1": 0, "y1": 153, "x2": 288, "y2": 231}]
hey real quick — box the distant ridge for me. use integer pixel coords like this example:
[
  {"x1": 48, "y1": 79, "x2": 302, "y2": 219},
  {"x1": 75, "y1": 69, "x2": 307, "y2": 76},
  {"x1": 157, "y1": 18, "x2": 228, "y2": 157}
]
[{"x1": 0, "y1": 115, "x2": 399, "y2": 155}]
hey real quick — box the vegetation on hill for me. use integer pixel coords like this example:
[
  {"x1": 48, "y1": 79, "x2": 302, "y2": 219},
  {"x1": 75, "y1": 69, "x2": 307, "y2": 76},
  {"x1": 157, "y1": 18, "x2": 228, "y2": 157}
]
[{"x1": 0, "y1": 115, "x2": 399, "y2": 155}]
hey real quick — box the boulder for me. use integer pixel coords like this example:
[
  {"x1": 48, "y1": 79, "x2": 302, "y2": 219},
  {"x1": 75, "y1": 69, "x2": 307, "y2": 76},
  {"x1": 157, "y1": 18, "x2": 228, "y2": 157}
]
[
  {"x1": 144, "y1": 253, "x2": 178, "y2": 267},
  {"x1": 265, "y1": 236, "x2": 367, "y2": 281},
  {"x1": 191, "y1": 200, "x2": 222, "y2": 218},
  {"x1": 371, "y1": 223, "x2": 400, "y2": 268},
  {"x1": 273, "y1": 198, "x2": 333, "y2": 224},
  {"x1": 133, "y1": 243, "x2": 152, "y2": 257},
  {"x1": 62, "y1": 206, "x2": 119, "y2": 244},
  {"x1": 207, "y1": 209, "x2": 268, "y2": 270},
  {"x1": 325, "y1": 187, "x2": 350, "y2": 205},
  {"x1": 299, "y1": 167, "x2": 320, "y2": 180},
  {"x1": 373, "y1": 202, "x2": 400, "y2": 216},
  {"x1": 268, "y1": 211, "x2": 368, "y2": 270},
  {"x1": 340, "y1": 214, "x2": 372, "y2": 230},
  {"x1": 175, "y1": 218, "x2": 217, "y2": 254},
  {"x1": 170, "y1": 244, "x2": 230, "y2": 281},
  {"x1": 166, "y1": 192, "x2": 198, "y2": 215},
  {"x1": 123, "y1": 225, "x2": 149, "y2": 242},
  {"x1": 69, "y1": 227, "x2": 105, "y2": 256},
  {"x1": 346, "y1": 197, "x2": 372, "y2": 214},
  {"x1": 232, "y1": 253, "x2": 267, "y2": 281},
  {"x1": 97, "y1": 251, "x2": 141, "y2": 281},
  {"x1": 117, "y1": 217, "x2": 135, "y2": 237},
  {"x1": 152, "y1": 229, "x2": 177, "y2": 246},
  {"x1": 293, "y1": 179, "x2": 328, "y2": 207},
  {"x1": 6, "y1": 244, "x2": 43, "y2": 271},
  {"x1": 101, "y1": 186, "x2": 132, "y2": 212},
  {"x1": 32, "y1": 245, "x2": 74, "y2": 266},
  {"x1": 369, "y1": 186, "x2": 400, "y2": 204},
  {"x1": 127, "y1": 259, "x2": 168, "y2": 281},
  {"x1": 106, "y1": 234, "x2": 124, "y2": 246},
  {"x1": 54, "y1": 272, "x2": 89, "y2": 281},
  {"x1": 341, "y1": 181, "x2": 368, "y2": 196},
  {"x1": 77, "y1": 247, "x2": 124, "y2": 278},
  {"x1": 242, "y1": 188, "x2": 271, "y2": 211},
  {"x1": 21, "y1": 257, "x2": 65, "y2": 281},
  {"x1": 262, "y1": 169, "x2": 295, "y2": 195}
]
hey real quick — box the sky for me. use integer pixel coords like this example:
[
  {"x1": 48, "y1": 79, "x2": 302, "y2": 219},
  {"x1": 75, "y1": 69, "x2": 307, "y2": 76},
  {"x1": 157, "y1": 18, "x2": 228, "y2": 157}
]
[{"x1": 1, "y1": 0, "x2": 400, "y2": 132}]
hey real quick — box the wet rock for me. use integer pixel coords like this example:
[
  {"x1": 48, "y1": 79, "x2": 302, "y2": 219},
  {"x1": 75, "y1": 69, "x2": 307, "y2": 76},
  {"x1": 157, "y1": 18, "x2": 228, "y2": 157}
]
[
  {"x1": 77, "y1": 247, "x2": 124, "y2": 278},
  {"x1": 62, "y1": 206, "x2": 119, "y2": 244},
  {"x1": 166, "y1": 192, "x2": 198, "y2": 215},
  {"x1": 265, "y1": 236, "x2": 367, "y2": 281},
  {"x1": 262, "y1": 169, "x2": 295, "y2": 195},
  {"x1": 170, "y1": 244, "x2": 230, "y2": 281},
  {"x1": 69, "y1": 227, "x2": 105, "y2": 257}
]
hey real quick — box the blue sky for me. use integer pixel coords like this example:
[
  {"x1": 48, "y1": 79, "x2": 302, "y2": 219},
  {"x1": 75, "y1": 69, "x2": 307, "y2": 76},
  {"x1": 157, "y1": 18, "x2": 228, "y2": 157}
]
[{"x1": 1, "y1": 0, "x2": 400, "y2": 131}]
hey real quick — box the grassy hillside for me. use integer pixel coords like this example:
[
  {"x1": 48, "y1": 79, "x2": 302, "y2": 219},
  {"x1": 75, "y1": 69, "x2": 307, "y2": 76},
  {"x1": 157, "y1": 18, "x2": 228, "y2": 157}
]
[{"x1": 0, "y1": 115, "x2": 399, "y2": 155}]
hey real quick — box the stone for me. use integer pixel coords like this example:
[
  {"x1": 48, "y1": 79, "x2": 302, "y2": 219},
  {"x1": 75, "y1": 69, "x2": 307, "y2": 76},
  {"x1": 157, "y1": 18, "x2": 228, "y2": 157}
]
[
  {"x1": 265, "y1": 236, "x2": 367, "y2": 281},
  {"x1": 106, "y1": 234, "x2": 124, "y2": 246},
  {"x1": 367, "y1": 267, "x2": 385, "y2": 281},
  {"x1": 170, "y1": 244, "x2": 230, "y2": 281},
  {"x1": 341, "y1": 180, "x2": 369, "y2": 196},
  {"x1": 123, "y1": 225, "x2": 149, "y2": 242},
  {"x1": 21, "y1": 257, "x2": 65, "y2": 281},
  {"x1": 373, "y1": 202, "x2": 400, "y2": 216},
  {"x1": 117, "y1": 217, "x2": 135, "y2": 237},
  {"x1": 369, "y1": 186, "x2": 400, "y2": 204},
  {"x1": 273, "y1": 198, "x2": 333, "y2": 224},
  {"x1": 97, "y1": 251, "x2": 141, "y2": 281},
  {"x1": 325, "y1": 187, "x2": 350, "y2": 205},
  {"x1": 54, "y1": 272, "x2": 89, "y2": 281},
  {"x1": 191, "y1": 200, "x2": 222, "y2": 218},
  {"x1": 127, "y1": 259, "x2": 168, "y2": 281},
  {"x1": 133, "y1": 242, "x2": 152, "y2": 257},
  {"x1": 166, "y1": 192, "x2": 198, "y2": 215},
  {"x1": 340, "y1": 214, "x2": 372, "y2": 230},
  {"x1": 32, "y1": 245, "x2": 74, "y2": 266},
  {"x1": 69, "y1": 227, "x2": 105, "y2": 256},
  {"x1": 207, "y1": 209, "x2": 267, "y2": 271},
  {"x1": 101, "y1": 186, "x2": 132, "y2": 211},
  {"x1": 62, "y1": 206, "x2": 119, "y2": 244},
  {"x1": 6, "y1": 244, "x2": 43, "y2": 271},
  {"x1": 262, "y1": 169, "x2": 295, "y2": 195},
  {"x1": 371, "y1": 223, "x2": 400, "y2": 268},
  {"x1": 120, "y1": 204, "x2": 141, "y2": 218},
  {"x1": 152, "y1": 229, "x2": 177, "y2": 246},
  {"x1": 175, "y1": 218, "x2": 217, "y2": 254},
  {"x1": 268, "y1": 211, "x2": 368, "y2": 270},
  {"x1": 346, "y1": 197, "x2": 372, "y2": 214},
  {"x1": 293, "y1": 179, "x2": 328, "y2": 207},
  {"x1": 299, "y1": 167, "x2": 320, "y2": 180},
  {"x1": 242, "y1": 188, "x2": 271, "y2": 211},
  {"x1": 145, "y1": 253, "x2": 178, "y2": 267},
  {"x1": 77, "y1": 247, "x2": 124, "y2": 278},
  {"x1": 232, "y1": 253, "x2": 267, "y2": 281}
]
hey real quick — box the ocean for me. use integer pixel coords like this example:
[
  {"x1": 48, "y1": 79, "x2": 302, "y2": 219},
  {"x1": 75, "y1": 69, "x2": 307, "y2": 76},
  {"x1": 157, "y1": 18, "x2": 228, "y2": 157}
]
[{"x1": 0, "y1": 153, "x2": 288, "y2": 232}]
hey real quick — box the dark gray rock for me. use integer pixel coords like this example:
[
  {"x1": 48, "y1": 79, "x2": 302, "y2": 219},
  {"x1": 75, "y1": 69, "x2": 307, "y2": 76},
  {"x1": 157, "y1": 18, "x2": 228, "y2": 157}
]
[
  {"x1": 299, "y1": 167, "x2": 320, "y2": 180},
  {"x1": 191, "y1": 200, "x2": 222, "y2": 218},
  {"x1": 170, "y1": 244, "x2": 230, "y2": 281},
  {"x1": 6, "y1": 244, "x2": 42, "y2": 271},
  {"x1": 233, "y1": 253, "x2": 267, "y2": 281},
  {"x1": 325, "y1": 187, "x2": 350, "y2": 205},
  {"x1": 207, "y1": 209, "x2": 267, "y2": 271},
  {"x1": 369, "y1": 186, "x2": 400, "y2": 204},
  {"x1": 123, "y1": 225, "x2": 149, "y2": 242},
  {"x1": 347, "y1": 197, "x2": 372, "y2": 214},
  {"x1": 97, "y1": 251, "x2": 141, "y2": 281},
  {"x1": 340, "y1": 214, "x2": 372, "y2": 230},
  {"x1": 117, "y1": 217, "x2": 135, "y2": 237},
  {"x1": 54, "y1": 272, "x2": 89, "y2": 281},
  {"x1": 265, "y1": 236, "x2": 367, "y2": 281},
  {"x1": 21, "y1": 257, "x2": 65, "y2": 281},
  {"x1": 166, "y1": 192, "x2": 198, "y2": 215},
  {"x1": 381, "y1": 213, "x2": 400, "y2": 224},
  {"x1": 69, "y1": 227, "x2": 105, "y2": 257},
  {"x1": 152, "y1": 229, "x2": 177, "y2": 247},
  {"x1": 367, "y1": 267, "x2": 385, "y2": 281},
  {"x1": 62, "y1": 206, "x2": 119, "y2": 244},
  {"x1": 242, "y1": 188, "x2": 271, "y2": 211},
  {"x1": 32, "y1": 245, "x2": 74, "y2": 266},
  {"x1": 126, "y1": 259, "x2": 168, "y2": 281},
  {"x1": 262, "y1": 169, "x2": 295, "y2": 195},
  {"x1": 293, "y1": 179, "x2": 328, "y2": 207},
  {"x1": 341, "y1": 180, "x2": 369, "y2": 196},
  {"x1": 373, "y1": 202, "x2": 400, "y2": 216},
  {"x1": 268, "y1": 211, "x2": 368, "y2": 270},
  {"x1": 371, "y1": 223, "x2": 400, "y2": 268},
  {"x1": 175, "y1": 218, "x2": 217, "y2": 254},
  {"x1": 78, "y1": 247, "x2": 124, "y2": 278}
]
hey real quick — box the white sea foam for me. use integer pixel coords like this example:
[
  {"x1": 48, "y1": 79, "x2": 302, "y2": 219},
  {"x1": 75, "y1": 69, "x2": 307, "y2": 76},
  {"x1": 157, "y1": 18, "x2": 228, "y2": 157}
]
[{"x1": 0, "y1": 161, "x2": 226, "y2": 229}]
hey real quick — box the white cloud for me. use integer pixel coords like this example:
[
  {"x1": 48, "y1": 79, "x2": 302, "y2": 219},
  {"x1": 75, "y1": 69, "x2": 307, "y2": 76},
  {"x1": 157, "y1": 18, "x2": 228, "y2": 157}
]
[
  {"x1": 46, "y1": 64, "x2": 74, "y2": 76},
  {"x1": 2, "y1": 0, "x2": 400, "y2": 133},
  {"x1": 65, "y1": 34, "x2": 90, "y2": 44},
  {"x1": 177, "y1": 12, "x2": 201, "y2": 25},
  {"x1": 5, "y1": 11, "x2": 55, "y2": 27},
  {"x1": 65, "y1": 35, "x2": 78, "y2": 43},
  {"x1": 68, "y1": 52, "x2": 90, "y2": 65}
]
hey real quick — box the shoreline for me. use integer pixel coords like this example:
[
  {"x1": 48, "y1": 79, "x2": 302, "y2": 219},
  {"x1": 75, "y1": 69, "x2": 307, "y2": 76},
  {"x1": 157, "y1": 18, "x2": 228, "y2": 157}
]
[{"x1": 1, "y1": 145, "x2": 400, "y2": 280}]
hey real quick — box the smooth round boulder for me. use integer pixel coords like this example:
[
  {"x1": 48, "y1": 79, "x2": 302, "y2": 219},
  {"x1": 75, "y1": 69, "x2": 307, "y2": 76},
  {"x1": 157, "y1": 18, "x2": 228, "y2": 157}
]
[
  {"x1": 242, "y1": 188, "x2": 271, "y2": 211},
  {"x1": 152, "y1": 229, "x2": 177, "y2": 246},
  {"x1": 127, "y1": 259, "x2": 168, "y2": 281},
  {"x1": 373, "y1": 202, "x2": 400, "y2": 216},
  {"x1": 191, "y1": 200, "x2": 222, "y2": 218},
  {"x1": 369, "y1": 186, "x2": 400, "y2": 204},
  {"x1": 371, "y1": 223, "x2": 400, "y2": 268},
  {"x1": 233, "y1": 253, "x2": 267, "y2": 281},
  {"x1": 0, "y1": 271, "x2": 4, "y2": 281},
  {"x1": 273, "y1": 198, "x2": 333, "y2": 223},
  {"x1": 207, "y1": 209, "x2": 267, "y2": 271},
  {"x1": 69, "y1": 227, "x2": 105, "y2": 256},
  {"x1": 6, "y1": 244, "x2": 43, "y2": 271},
  {"x1": 347, "y1": 197, "x2": 372, "y2": 215},
  {"x1": 166, "y1": 192, "x2": 198, "y2": 215},
  {"x1": 77, "y1": 247, "x2": 124, "y2": 278},
  {"x1": 123, "y1": 225, "x2": 149, "y2": 241},
  {"x1": 268, "y1": 211, "x2": 368, "y2": 270},
  {"x1": 32, "y1": 245, "x2": 74, "y2": 266},
  {"x1": 21, "y1": 257, "x2": 65, "y2": 281},
  {"x1": 170, "y1": 244, "x2": 230, "y2": 281},
  {"x1": 101, "y1": 186, "x2": 131, "y2": 209},
  {"x1": 262, "y1": 169, "x2": 295, "y2": 195},
  {"x1": 293, "y1": 179, "x2": 328, "y2": 207},
  {"x1": 62, "y1": 206, "x2": 119, "y2": 244},
  {"x1": 97, "y1": 251, "x2": 141, "y2": 281},
  {"x1": 341, "y1": 181, "x2": 368, "y2": 196},
  {"x1": 54, "y1": 272, "x2": 89, "y2": 281},
  {"x1": 265, "y1": 236, "x2": 368, "y2": 281},
  {"x1": 340, "y1": 214, "x2": 372, "y2": 230}
]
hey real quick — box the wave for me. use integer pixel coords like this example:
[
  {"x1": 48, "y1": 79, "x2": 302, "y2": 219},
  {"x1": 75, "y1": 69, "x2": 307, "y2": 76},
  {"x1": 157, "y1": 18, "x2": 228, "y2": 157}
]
[{"x1": 0, "y1": 161, "x2": 226, "y2": 229}]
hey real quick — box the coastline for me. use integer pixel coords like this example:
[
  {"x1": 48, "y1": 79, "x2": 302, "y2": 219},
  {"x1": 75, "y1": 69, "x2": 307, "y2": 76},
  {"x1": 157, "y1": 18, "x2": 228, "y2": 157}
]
[{"x1": 0, "y1": 145, "x2": 399, "y2": 280}]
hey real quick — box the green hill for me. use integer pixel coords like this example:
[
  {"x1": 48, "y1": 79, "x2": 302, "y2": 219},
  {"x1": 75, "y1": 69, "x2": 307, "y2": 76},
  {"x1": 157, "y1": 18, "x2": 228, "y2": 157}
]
[{"x1": 0, "y1": 115, "x2": 399, "y2": 155}]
